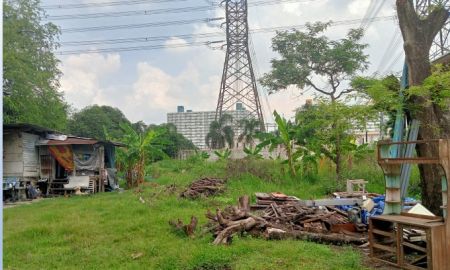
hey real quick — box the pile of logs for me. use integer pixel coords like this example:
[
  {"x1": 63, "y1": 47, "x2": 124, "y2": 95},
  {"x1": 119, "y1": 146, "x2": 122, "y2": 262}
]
[
  {"x1": 180, "y1": 177, "x2": 226, "y2": 199},
  {"x1": 206, "y1": 195, "x2": 367, "y2": 245}
]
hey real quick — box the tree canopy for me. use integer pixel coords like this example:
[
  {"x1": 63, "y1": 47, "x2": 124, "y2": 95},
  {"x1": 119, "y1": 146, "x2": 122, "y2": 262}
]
[
  {"x1": 148, "y1": 123, "x2": 197, "y2": 158},
  {"x1": 3, "y1": 0, "x2": 68, "y2": 130},
  {"x1": 261, "y1": 22, "x2": 368, "y2": 101},
  {"x1": 261, "y1": 22, "x2": 371, "y2": 180},
  {"x1": 68, "y1": 105, "x2": 131, "y2": 140}
]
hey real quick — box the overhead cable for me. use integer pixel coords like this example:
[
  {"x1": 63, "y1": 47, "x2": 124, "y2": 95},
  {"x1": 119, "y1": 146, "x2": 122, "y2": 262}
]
[
  {"x1": 56, "y1": 15, "x2": 396, "y2": 54},
  {"x1": 45, "y1": 0, "x2": 322, "y2": 20},
  {"x1": 56, "y1": 40, "x2": 225, "y2": 55},
  {"x1": 42, "y1": 0, "x2": 188, "y2": 10},
  {"x1": 60, "y1": 15, "x2": 395, "y2": 35},
  {"x1": 62, "y1": 17, "x2": 223, "y2": 33}
]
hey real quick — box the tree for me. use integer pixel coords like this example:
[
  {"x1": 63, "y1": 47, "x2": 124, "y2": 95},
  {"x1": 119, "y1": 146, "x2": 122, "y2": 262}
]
[
  {"x1": 116, "y1": 123, "x2": 167, "y2": 188},
  {"x1": 261, "y1": 22, "x2": 368, "y2": 101},
  {"x1": 238, "y1": 118, "x2": 261, "y2": 148},
  {"x1": 294, "y1": 100, "x2": 371, "y2": 179},
  {"x1": 261, "y1": 23, "x2": 369, "y2": 180},
  {"x1": 3, "y1": 0, "x2": 68, "y2": 130},
  {"x1": 396, "y1": 0, "x2": 449, "y2": 214},
  {"x1": 68, "y1": 105, "x2": 131, "y2": 140},
  {"x1": 205, "y1": 114, "x2": 235, "y2": 149},
  {"x1": 149, "y1": 123, "x2": 196, "y2": 158}
]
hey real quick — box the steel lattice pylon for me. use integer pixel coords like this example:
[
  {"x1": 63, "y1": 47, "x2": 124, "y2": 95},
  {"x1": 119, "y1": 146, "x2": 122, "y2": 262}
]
[
  {"x1": 216, "y1": 0, "x2": 265, "y2": 130},
  {"x1": 415, "y1": 0, "x2": 450, "y2": 61}
]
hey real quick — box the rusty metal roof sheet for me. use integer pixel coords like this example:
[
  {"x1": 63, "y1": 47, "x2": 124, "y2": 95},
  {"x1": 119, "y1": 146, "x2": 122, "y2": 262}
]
[{"x1": 37, "y1": 137, "x2": 98, "y2": 146}]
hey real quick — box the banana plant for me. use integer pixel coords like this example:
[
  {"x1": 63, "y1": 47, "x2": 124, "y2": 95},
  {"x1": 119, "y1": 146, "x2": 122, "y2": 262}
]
[
  {"x1": 243, "y1": 145, "x2": 263, "y2": 160},
  {"x1": 214, "y1": 148, "x2": 232, "y2": 161},
  {"x1": 257, "y1": 111, "x2": 297, "y2": 176},
  {"x1": 293, "y1": 145, "x2": 319, "y2": 179},
  {"x1": 116, "y1": 123, "x2": 168, "y2": 187}
]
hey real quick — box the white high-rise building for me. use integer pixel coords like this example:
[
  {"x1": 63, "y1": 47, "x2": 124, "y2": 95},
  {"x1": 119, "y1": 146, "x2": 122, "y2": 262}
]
[{"x1": 167, "y1": 105, "x2": 254, "y2": 150}]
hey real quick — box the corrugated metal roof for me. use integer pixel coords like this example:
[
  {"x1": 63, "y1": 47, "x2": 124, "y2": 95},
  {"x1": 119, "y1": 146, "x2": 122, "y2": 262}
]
[{"x1": 37, "y1": 137, "x2": 98, "y2": 146}]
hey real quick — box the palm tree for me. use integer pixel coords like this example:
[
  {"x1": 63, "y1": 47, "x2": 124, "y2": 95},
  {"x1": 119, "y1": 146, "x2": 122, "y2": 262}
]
[
  {"x1": 238, "y1": 118, "x2": 261, "y2": 148},
  {"x1": 205, "y1": 114, "x2": 234, "y2": 149}
]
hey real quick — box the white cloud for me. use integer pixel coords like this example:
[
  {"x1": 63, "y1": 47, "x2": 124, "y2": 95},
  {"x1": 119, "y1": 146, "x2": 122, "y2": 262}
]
[
  {"x1": 59, "y1": 53, "x2": 121, "y2": 110},
  {"x1": 122, "y1": 61, "x2": 220, "y2": 123},
  {"x1": 164, "y1": 37, "x2": 190, "y2": 53}
]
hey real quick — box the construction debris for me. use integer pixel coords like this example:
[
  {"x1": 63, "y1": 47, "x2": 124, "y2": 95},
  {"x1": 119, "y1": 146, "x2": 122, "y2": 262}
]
[
  {"x1": 206, "y1": 194, "x2": 367, "y2": 245},
  {"x1": 180, "y1": 177, "x2": 226, "y2": 199}
]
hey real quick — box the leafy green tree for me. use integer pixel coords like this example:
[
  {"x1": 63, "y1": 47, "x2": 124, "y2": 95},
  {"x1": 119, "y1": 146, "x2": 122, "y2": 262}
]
[
  {"x1": 295, "y1": 99, "x2": 371, "y2": 180},
  {"x1": 3, "y1": 0, "x2": 68, "y2": 130},
  {"x1": 261, "y1": 22, "x2": 368, "y2": 101},
  {"x1": 238, "y1": 118, "x2": 261, "y2": 148},
  {"x1": 116, "y1": 123, "x2": 167, "y2": 188},
  {"x1": 68, "y1": 105, "x2": 131, "y2": 140},
  {"x1": 205, "y1": 114, "x2": 235, "y2": 149},
  {"x1": 261, "y1": 22, "x2": 370, "y2": 180},
  {"x1": 149, "y1": 123, "x2": 196, "y2": 158}
]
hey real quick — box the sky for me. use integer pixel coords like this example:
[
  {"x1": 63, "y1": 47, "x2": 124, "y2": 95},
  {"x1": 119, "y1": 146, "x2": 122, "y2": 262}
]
[{"x1": 42, "y1": 0, "x2": 404, "y2": 124}]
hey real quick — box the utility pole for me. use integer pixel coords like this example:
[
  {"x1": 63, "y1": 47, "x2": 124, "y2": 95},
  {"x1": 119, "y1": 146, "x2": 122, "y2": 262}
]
[
  {"x1": 415, "y1": 0, "x2": 450, "y2": 61},
  {"x1": 216, "y1": 0, "x2": 265, "y2": 130}
]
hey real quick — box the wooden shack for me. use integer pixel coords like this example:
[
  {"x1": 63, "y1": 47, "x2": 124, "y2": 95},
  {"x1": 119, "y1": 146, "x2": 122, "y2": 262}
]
[{"x1": 3, "y1": 124, "x2": 123, "y2": 199}]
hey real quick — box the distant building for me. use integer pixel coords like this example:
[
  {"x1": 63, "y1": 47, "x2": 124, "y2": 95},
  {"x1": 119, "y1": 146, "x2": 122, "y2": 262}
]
[
  {"x1": 353, "y1": 114, "x2": 390, "y2": 145},
  {"x1": 167, "y1": 105, "x2": 255, "y2": 149}
]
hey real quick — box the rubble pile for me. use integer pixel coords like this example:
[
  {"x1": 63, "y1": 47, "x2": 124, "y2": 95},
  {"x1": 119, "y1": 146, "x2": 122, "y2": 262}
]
[{"x1": 180, "y1": 177, "x2": 226, "y2": 199}]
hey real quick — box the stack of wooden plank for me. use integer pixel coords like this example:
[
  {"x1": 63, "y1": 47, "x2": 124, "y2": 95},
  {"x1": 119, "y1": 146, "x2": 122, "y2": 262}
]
[
  {"x1": 180, "y1": 177, "x2": 225, "y2": 199},
  {"x1": 251, "y1": 192, "x2": 299, "y2": 210}
]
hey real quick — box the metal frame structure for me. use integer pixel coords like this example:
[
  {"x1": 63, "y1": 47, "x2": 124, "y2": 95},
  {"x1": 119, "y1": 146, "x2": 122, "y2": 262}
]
[
  {"x1": 216, "y1": 0, "x2": 265, "y2": 130},
  {"x1": 415, "y1": 0, "x2": 450, "y2": 61}
]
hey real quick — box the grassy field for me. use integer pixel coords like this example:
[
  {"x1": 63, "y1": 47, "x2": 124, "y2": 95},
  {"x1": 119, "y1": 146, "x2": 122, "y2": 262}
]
[{"x1": 4, "y1": 158, "x2": 392, "y2": 269}]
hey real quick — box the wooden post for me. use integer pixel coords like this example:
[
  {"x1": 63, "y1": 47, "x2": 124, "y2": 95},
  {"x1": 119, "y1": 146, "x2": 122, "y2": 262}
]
[{"x1": 99, "y1": 145, "x2": 105, "y2": 192}]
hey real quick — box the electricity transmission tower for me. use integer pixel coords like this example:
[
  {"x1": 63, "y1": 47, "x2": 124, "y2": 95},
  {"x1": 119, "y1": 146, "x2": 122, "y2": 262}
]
[
  {"x1": 216, "y1": 0, "x2": 265, "y2": 130},
  {"x1": 415, "y1": 0, "x2": 450, "y2": 61}
]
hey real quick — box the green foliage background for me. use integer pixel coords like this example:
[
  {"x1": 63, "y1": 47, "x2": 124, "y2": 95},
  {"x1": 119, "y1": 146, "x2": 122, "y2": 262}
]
[{"x1": 3, "y1": 0, "x2": 68, "y2": 130}]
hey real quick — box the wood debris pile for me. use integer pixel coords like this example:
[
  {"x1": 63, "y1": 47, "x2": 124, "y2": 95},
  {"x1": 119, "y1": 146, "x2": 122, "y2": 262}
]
[
  {"x1": 206, "y1": 194, "x2": 367, "y2": 245},
  {"x1": 180, "y1": 177, "x2": 226, "y2": 199}
]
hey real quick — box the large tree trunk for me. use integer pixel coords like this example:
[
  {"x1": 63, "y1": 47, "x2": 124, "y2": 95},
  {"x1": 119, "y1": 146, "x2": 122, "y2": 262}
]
[{"x1": 396, "y1": 0, "x2": 449, "y2": 214}]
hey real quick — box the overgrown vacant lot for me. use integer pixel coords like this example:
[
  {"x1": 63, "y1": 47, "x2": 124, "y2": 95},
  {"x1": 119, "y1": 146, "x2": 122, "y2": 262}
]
[{"x1": 4, "y1": 159, "x2": 385, "y2": 270}]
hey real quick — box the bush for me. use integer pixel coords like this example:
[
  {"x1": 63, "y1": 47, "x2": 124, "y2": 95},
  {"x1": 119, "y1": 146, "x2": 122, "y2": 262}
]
[{"x1": 226, "y1": 159, "x2": 284, "y2": 183}]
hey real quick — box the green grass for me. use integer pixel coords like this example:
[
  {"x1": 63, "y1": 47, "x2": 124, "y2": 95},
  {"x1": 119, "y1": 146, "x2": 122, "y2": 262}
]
[{"x1": 4, "y1": 159, "x2": 379, "y2": 270}]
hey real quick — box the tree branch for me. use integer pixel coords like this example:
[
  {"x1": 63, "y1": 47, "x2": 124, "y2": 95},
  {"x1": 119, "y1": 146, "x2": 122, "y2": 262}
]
[
  {"x1": 305, "y1": 78, "x2": 332, "y2": 97},
  {"x1": 335, "y1": 88, "x2": 355, "y2": 100}
]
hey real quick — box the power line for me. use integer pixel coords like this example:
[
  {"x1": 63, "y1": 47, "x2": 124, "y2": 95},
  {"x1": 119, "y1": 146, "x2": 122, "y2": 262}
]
[
  {"x1": 360, "y1": 0, "x2": 386, "y2": 31},
  {"x1": 47, "y1": 5, "x2": 214, "y2": 20},
  {"x1": 45, "y1": 0, "x2": 321, "y2": 20},
  {"x1": 56, "y1": 40, "x2": 225, "y2": 55},
  {"x1": 56, "y1": 15, "x2": 396, "y2": 54},
  {"x1": 59, "y1": 14, "x2": 394, "y2": 35},
  {"x1": 62, "y1": 17, "x2": 223, "y2": 33},
  {"x1": 42, "y1": 0, "x2": 188, "y2": 10},
  {"x1": 61, "y1": 32, "x2": 224, "y2": 46},
  {"x1": 382, "y1": 49, "x2": 404, "y2": 75},
  {"x1": 59, "y1": 15, "x2": 395, "y2": 45},
  {"x1": 376, "y1": 28, "x2": 402, "y2": 74}
]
